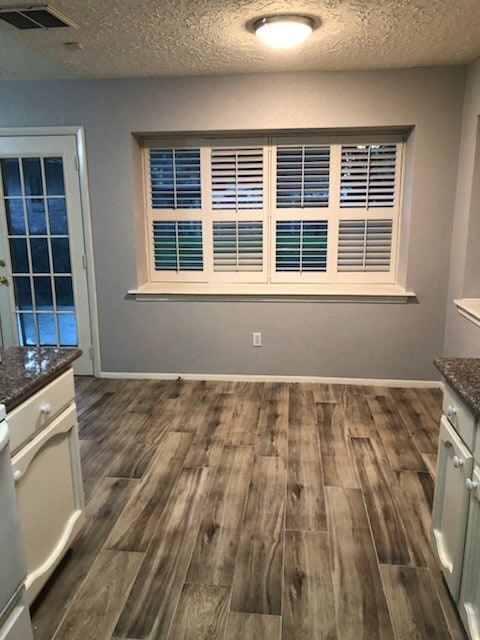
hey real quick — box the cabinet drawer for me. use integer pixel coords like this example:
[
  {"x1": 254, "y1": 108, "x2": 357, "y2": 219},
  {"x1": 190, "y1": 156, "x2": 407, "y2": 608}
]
[
  {"x1": 442, "y1": 383, "x2": 476, "y2": 451},
  {"x1": 8, "y1": 369, "x2": 75, "y2": 455}
]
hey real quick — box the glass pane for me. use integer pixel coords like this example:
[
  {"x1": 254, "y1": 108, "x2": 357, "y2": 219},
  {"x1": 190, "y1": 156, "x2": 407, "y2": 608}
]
[
  {"x1": 58, "y1": 314, "x2": 77, "y2": 346},
  {"x1": 54, "y1": 276, "x2": 74, "y2": 310},
  {"x1": 44, "y1": 158, "x2": 65, "y2": 196},
  {"x1": 17, "y1": 313, "x2": 36, "y2": 345},
  {"x1": 1, "y1": 159, "x2": 22, "y2": 196},
  {"x1": 51, "y1": 238, "x2": 71, "y2": 273},
  {"x1": 27, "y1": 198, "x2": 47, "y2": 235},
  {"x1": 30, "y1": 238, "x2": 50, "y2": 273},
  {"x1": 33, "y1": 276, "x2": 53, "y2": 308},
  {"x1": 5, "y1": 199, "x2": 26, "y2": 235},
  {"x1": 9, "y1": 238, "x2": 29, "y2": 273},
  {"x1": 38, "y1": 313, "x2": 57, "y2": 346},
  {"x1": 47, "y1": 198, "x2": 68, "y2": 235},
  {"x1": 13, "y1": 277, "x2": 32, "y2": 311},
  {"x1": 22, "y1": 158, "x2": 43, "y2": 196}
]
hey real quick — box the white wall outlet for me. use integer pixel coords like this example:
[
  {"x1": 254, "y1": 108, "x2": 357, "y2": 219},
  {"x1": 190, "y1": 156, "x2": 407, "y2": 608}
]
[{"x1": 252, "y1": 332, "x2": 262, "y2": 347}]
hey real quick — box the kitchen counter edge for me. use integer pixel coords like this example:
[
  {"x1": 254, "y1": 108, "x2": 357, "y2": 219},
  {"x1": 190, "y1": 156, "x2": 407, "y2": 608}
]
[
  {"x1": 434, "y1": 357, "x2": 480, "y2": 419},
  {"x1": 0, "y1": 347, "x2": 82, "y2": 412}
]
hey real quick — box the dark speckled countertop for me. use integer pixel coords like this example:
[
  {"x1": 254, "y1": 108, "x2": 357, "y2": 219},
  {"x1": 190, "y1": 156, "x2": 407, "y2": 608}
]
[
  {"x1": 0, "y1": 346, "x2": 82, "y2": 412},
  {"x1": 434, "y1": 358, "x2": 480, "y2": 419}
]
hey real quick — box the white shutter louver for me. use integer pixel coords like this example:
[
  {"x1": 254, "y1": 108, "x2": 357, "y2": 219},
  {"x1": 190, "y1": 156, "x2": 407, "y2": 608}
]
[
  {"x1": 211, "y1": 147, "x2": 263, "y2": 210},
  {"x1": 340, "y1": 144, "x2": 397, "y2": 208},
  {"x1": 153, "y1": 221, "x2": 203, "y2": 271},
  {"x1": 337, "y1": 219, "x2": 393, "y2": 271},
  {"x1": 213, "y1": 221, "x2": 263, "y2": 272},
  {"x1": 150, "y1": 148, "x2": 201, "y2": 209},
  {"x1": 276, "y1": 145, "x2": 330, "y2": 208},
  {"x1": 276, "y1": 220, "x2": 328, "y2": 272}
]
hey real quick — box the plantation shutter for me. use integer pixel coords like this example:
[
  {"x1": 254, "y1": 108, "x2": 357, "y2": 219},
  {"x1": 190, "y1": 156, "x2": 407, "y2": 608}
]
[
  {"x1": 149, "y1": 148, "x2": 201, "y2": 209},
  {"x1": 211, "y1": 147, "x2": 263, "y2": 210},
  {"x1": 337, "y1": 219, "x2": 393, "y2": 272},
  {"x1": 152, "y1": 221, "x2": 203, "y2": 271},
  {"x1": 340, "y1": 144, "x2": 397, "y2": 208},
  {"x1": 213, "y1": 221, "x2": 263, "y2": 272},
  {"x1": 276, "y1": 145, "x2": 330, "y2": 208},
  {"x1": 276, "y1": 221, "x2": 328, "y2": 272}
]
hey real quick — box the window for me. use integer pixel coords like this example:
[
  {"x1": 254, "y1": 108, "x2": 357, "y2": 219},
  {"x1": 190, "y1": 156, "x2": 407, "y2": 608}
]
[{"x1": 142, "y1": 134, "x2": 403, "y2": 293}]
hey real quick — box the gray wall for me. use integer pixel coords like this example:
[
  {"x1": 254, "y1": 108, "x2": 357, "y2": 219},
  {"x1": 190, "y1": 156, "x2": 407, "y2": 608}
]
[
  {"x1": 444, "y1": 59, "x2": 480, "y2": 357},
  {"x1": 0, "y1": 67, "x2": 466, "y2": 379}
]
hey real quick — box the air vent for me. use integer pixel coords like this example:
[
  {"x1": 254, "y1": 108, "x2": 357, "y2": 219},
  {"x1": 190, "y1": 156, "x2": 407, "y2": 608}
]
[{"x1": 0, "y1": 4, "x2": 78, "y2": 29}]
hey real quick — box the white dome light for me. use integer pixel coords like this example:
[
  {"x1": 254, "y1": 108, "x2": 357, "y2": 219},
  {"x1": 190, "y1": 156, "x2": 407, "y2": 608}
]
[{"x1": 254, "y1": 15, "x2": 314, "y2": 49}]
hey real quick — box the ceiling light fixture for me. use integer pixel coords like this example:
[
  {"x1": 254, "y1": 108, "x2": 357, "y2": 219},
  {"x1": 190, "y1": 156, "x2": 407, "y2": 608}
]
[{"x1": 254, "y1": 15, "x2": 314, "y2": 49}]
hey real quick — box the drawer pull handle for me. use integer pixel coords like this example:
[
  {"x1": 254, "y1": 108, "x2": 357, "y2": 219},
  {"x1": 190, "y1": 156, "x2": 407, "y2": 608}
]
[
  {"x1": 466, "y1": 479, "x2": 478, "y2": 491},
  {"x1": 453, "y1": 456, "x2": 464, "y2": 468},
  {"x1": 41, "y1": 403, "x2": 52, "y2": 414},
  {"x1": 447, "y1": 405, "x2": 457, "y2": 417},
  {"x1": 13, "y1": 469, "x2": 22, "y2": 484}
]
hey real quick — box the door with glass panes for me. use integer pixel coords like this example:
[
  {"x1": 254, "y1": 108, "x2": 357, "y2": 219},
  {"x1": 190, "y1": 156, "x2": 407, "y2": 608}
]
[{"x1": 0, "y1": 135, "x2": 93, "y2": 374}]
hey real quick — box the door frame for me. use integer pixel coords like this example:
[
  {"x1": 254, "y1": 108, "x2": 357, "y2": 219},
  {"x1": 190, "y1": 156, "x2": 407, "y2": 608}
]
[{"x1": 0, "y1": 126, "x2": 100, "y2": 376}]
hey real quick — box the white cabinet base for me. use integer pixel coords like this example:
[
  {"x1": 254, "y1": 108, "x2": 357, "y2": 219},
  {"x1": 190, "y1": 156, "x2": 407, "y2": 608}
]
[
  {"x1": 459, "y1": 465, "x2": 480, "y2": 640},
  {"x1": 11, "y1": 404, "x2": 85, "y2": 604}
]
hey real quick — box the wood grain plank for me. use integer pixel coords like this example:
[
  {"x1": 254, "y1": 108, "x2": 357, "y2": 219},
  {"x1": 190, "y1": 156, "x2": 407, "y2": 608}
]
[
  {"x1": 166, "y1": 584, "x2": 230, "y2": 640},
  {"x1": 224, "y1": 613, "x2": 281, "y2": 640},
  {"x1": 351, "y1": 437, "x2": 426, "y2": 566},
  {"x1": 422, "y1": 452, "x2": 438, "y2": 480},
  {"x1": 289, "y1": 383, "x2": 317, "y2": 425},
  {"x1": 255, "y1": 383, "x2": 288, "y2": 457},
  {"x1": 186, "y1": 445, "x2": 253, "y2": 587},
  {"x1": 106, "y1": 440, "x2": 158, "y2": 478},
  {"x1": 283, "y1": 530, "x2": 336, "y2": 640},
  {"x1": 52, "y1": 550, "x2": 143, "y2": 640},
  {"x1": 414, "y1": 387, "x2": 443, "y2": 424},
  {"x1": 367, "y1": 394, "x2": 427, "y2": 471},
  {"x1": 183, "y1": 394, "x2": 235, "y2": 467},
  {"x1": 342, "y1": 385, "x2": 377, "y2": 437},
  {"x1": 316, "y1": 402, "x2": 359, "y2": 489},
  {"x1": 388, "y1": 387, "x2": 439, "y2": 453},
  {"x1": 226, "y1": 382, "x2": 265, "y2": 446},
  {"x1": 80, "y1": 412, "x2": 151, "y2": 501},
  {"x1": 31, "y1": 477, "x2": 139, "y2": 640},
  {"x1": 287, "y1": 422, "x2": 326, "y2": 531},
  {"x1": 397, "y1": 470, "x2": 467, "y2": 640},
  {"x1": 106, "y1": 431, "x2": 194, "y2": 552},
  {"x1": 230, "y1": 456, "x2": 286, "y2": 615},
  {"x1": 380, "y1": 565, "x2": 451, "y2": 640},
  {"x1": 113, "y1": 467, "x2": 215, "y2": 640},
  {"x1": 325, "y1": 487, "x2": 395, "y2": 640},
  {"x1": 312, "y1": 383, "x2": 344, "y2": 403}
]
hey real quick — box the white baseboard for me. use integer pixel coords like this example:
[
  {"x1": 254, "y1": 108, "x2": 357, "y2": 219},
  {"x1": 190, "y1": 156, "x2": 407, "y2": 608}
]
[{"x1": 99, "y1": 370, "x2": 442, "y2": 388}]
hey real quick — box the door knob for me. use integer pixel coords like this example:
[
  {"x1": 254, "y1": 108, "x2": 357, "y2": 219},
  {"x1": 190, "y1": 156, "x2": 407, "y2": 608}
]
[
  {"x1": 466, "y1": 478, "x2": 478, "y2": 491},
  {"x1": 453, "y1": 456, "x2": 464, "y2": 468},
  {"x1": 0, "y1": 276, "x2": 8, "y2": 286}
]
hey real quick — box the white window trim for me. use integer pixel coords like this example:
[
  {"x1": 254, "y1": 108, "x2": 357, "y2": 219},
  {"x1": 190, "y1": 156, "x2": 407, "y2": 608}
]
[{"x1": 137, "y1": 132, "x2": 414, "y2": 301}]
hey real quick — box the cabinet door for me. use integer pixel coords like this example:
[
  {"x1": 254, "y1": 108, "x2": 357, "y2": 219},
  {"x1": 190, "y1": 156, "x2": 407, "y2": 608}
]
[
  {"x1": 432, "y1": 415, "x2": 473, "y2": 600},
  {"x1": 11, "y1": 403, "x2": 85, "y2": 603},
  {"x1": 459, "y1": 465, "x2": 480, "y2": 640}
]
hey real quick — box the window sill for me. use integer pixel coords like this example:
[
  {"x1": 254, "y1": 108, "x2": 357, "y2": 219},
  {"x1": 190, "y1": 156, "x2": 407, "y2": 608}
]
[
  {"x1": 454, "y1": 298, "x2": 480, "y2": 328},
  {"x1": 128, "y1": 283, "x2": 416, "y2": 303}
]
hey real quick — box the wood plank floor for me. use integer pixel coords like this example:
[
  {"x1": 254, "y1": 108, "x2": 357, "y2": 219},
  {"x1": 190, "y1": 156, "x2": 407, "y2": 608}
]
[{"x1": 30, "y1": 378, "x2": 467, "y2": 640}]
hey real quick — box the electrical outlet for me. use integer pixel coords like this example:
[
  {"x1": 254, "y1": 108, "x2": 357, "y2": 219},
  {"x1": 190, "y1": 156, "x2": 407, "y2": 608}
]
[{"x1": 252, "y1": 332, "x2": 262, "y2": 347}]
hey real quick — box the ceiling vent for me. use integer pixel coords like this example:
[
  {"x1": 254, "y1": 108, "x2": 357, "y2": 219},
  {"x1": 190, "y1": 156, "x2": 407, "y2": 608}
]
[{"x1": 0, "y1": 4, "x2": 78, "y2": 29}]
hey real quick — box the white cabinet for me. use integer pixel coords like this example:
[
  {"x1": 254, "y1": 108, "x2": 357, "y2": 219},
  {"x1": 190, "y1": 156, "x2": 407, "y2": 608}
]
[
  {"x1": 8, "y1": 371, "x2": 84, "y2": 604},
  {"x1": 432, "y1": 380, "x2": 480, "y2": 639},
  {"x1": 459, "y1": 464, "x2": 480, "y2": 640},
  {"x1": 432, "y1": 416, "x2": 474, "y2": 598}
]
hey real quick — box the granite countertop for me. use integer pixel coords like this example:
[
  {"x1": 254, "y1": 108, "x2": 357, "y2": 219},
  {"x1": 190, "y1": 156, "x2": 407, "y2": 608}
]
[
  {"x1": 434, "y1": 357, "x2": 480, "y2": 419},
  {"x1": 0, "y1": 347, "x2": 82, "y2": 412}
]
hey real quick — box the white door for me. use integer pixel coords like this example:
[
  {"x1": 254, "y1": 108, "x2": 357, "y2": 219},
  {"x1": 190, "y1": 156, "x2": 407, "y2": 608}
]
[{"x1": 0, "y1": 135, "x2": 93, "y2": 374}]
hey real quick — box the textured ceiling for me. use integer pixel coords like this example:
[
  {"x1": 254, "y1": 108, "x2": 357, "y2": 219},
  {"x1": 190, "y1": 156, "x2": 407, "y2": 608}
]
[{"x1": 1, "y1": 0, "x2": 480, "y2": 80}]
